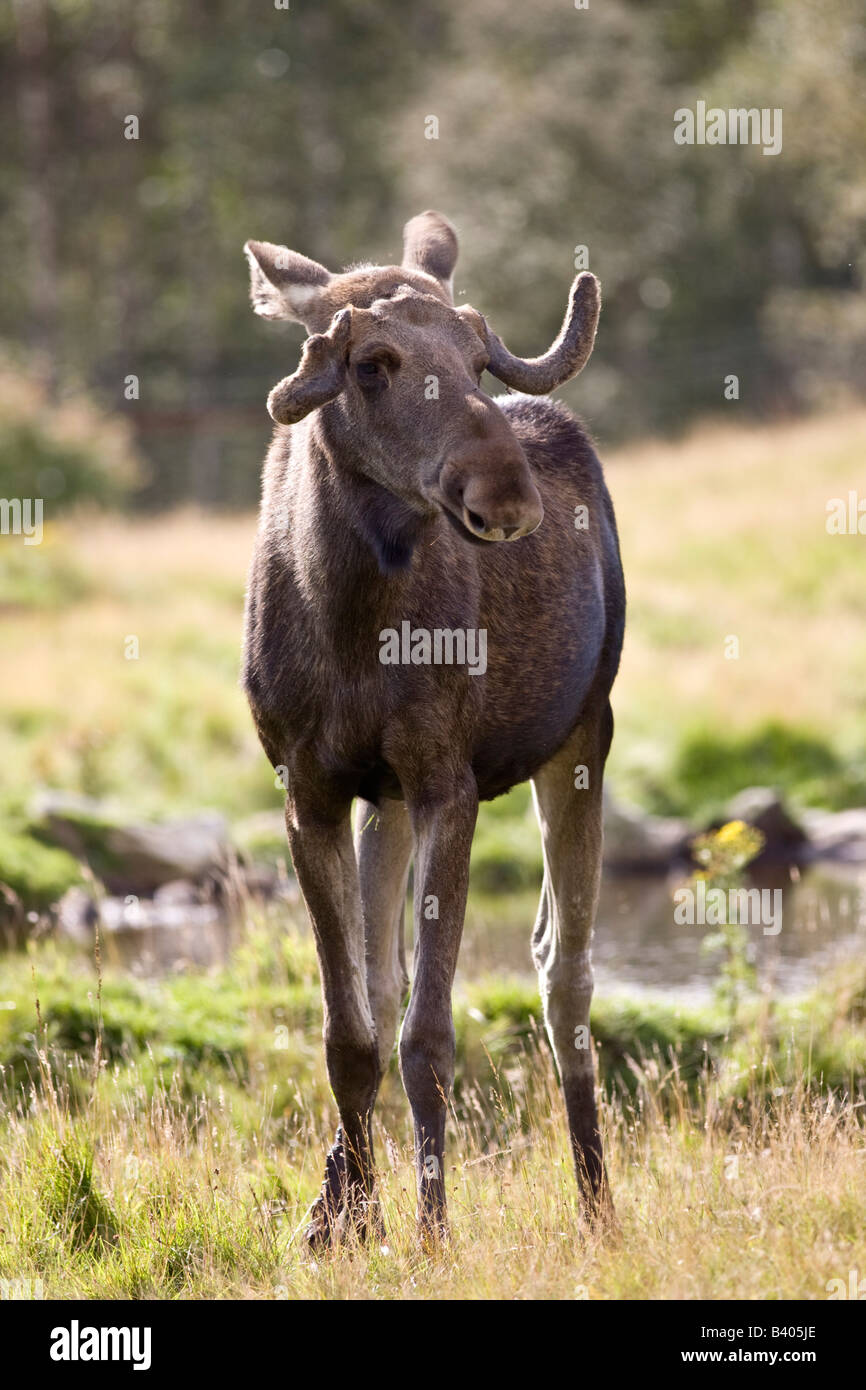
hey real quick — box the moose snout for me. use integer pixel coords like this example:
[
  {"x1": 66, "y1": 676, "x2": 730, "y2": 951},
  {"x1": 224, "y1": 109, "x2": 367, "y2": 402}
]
[
  {"x1": 438, "y1": 453, "x2": 544, "y2": 543},
  {"x1": 460, "y1": 477, "x2": 544, "y2": 541}
]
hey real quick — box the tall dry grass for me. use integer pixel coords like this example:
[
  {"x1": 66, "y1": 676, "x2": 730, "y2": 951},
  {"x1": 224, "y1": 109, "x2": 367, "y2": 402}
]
[{"x1": 2, "y1": 999, "x2": 863, "y2": 1300}]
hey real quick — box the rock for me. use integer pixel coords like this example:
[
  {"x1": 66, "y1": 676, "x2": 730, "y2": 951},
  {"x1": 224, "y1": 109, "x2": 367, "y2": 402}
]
[
  {"x1": 602, "y1": 791, "x2": 690, "y2": 872},
  {"x1": 721, "y1": 787, "x2": 807, "y2": 858},
  {"x1": 29, "y1": 793, "x2": 230, "y2": 894},
  {"x1": 153, "y1": 878, "x2": 206, "y2": 905},
  {"x1": 99, "y1": 894, "x2": 222, "y2": 932},
  {"x1": 799, "y1": 807, "x2": 866, "y2": 864}
]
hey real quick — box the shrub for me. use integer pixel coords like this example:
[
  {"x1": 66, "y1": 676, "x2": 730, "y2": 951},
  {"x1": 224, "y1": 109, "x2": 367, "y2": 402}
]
[
  {"x1": 663, "y1": 720, "x2": 866, "y2": 816},
  {"x1": 0, "y1": 352, "x2": 143, "y2": 511}
]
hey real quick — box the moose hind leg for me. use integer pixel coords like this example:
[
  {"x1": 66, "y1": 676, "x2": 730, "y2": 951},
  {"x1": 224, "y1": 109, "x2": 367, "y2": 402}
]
[
  {"x1": 356, "y1": 797, "x2": 413, "y2": 1075},
  {"x1": 531, "y1": 702, "x2": 614, "y2": 1217}
]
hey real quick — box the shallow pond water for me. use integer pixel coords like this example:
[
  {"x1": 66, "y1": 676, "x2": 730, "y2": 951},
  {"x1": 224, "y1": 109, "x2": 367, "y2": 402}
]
[
  {"x1": 73, "y1": 860, "x2": 866, "y2": 1002},
  {"x1": 459, "y1": 862, "x2": 866, "y2": 1002}
]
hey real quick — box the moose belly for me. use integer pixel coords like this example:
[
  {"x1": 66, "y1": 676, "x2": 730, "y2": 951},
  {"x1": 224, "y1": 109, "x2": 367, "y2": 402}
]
[
  {"x1": 471, "y1": 682, "x2": 594, "y2": 800},
  {"x1": 466, "y1": 589, "x2": 605, "y2": 798},
  {"x1": 362, "y1": 659, "x2": 597, "y2": 805},
  {"x1": 355, "y1": 671, "x2": 589, "y2": 806}
]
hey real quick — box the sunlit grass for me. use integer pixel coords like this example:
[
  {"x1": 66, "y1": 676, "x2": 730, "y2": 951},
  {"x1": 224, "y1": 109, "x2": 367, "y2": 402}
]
[
  {"x1": 1, "y1": 902, "x2": 864, "y2": 1300},
  {"x1": 604, "y1": 407, "x2": 866, "y2": 807},
  {"x1": 2, "y1": 1009, "x2": 863, "y2": 1300}
]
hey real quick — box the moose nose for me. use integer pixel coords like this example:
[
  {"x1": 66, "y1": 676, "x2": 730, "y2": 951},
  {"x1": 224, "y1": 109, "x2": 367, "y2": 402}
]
[
  {"x1": 461, "y1": 507, "x2": 540, "y2": 542},
  {"x1": 460, "y1": 481, "x2": 544, "y2": 543}
]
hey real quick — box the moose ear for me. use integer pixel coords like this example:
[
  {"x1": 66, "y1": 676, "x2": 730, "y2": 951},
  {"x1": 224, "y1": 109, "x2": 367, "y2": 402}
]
[
  {"x1": 402, "y1": 211, "x2": 458, "y2": 294},
  {"x1": 244, "y1": 239, "x2": 332, "y2": 324}
]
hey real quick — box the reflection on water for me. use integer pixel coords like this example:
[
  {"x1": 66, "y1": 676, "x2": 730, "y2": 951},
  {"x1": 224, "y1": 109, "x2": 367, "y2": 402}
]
[
  {"x1": 69, "y1": 862, "x2": 866, "y2": 1001},
  {"x1": 460, "y1": 863, "x2": 866, "y2": 1001}
]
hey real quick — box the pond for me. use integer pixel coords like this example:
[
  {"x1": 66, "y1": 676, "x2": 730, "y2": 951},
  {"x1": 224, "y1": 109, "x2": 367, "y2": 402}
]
[
  {"x1": 460, "y1": 862, "x2": 866, "y2": 1002},
  {"x1": 63, "y1": 860, "x2": 866, "y2": 1003}
]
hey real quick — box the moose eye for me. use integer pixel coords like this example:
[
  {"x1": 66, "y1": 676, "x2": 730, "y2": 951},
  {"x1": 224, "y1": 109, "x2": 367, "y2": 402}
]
[{"x1": 356, "y1": 360, "x2": 385, "y2": 386}]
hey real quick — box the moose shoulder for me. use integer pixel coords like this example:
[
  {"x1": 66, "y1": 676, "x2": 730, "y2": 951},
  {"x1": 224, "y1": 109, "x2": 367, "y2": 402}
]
[{"x1": 242, "y1": 211, "x2": 625, "y2": 1246}]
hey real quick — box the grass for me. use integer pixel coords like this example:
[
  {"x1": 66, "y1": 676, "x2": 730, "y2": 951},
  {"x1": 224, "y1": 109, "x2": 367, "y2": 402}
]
[
  {"x1": 0, "y1": 900, "x2": 864, "y2": 1299},
  {"x1": 0, "y1": 511, "x2": 260, "y2": 825},
  {"x1": 0, "y1": 829, "x2": 84, "y2": 914},
  {"x1": 604, "y1": 407, "x2": 866, "y2": 813},
  {"x1": 5, "y1": 1058, "x2": 865, "y2": 1300}
]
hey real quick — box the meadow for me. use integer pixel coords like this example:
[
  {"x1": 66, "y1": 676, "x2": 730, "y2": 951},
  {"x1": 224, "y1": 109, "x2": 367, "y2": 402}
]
[
  {"x1": 1, "y1": 906, "x2": 865, "y2": 1300},
  {"x1": 1, "y1": 408, "x2": 865, "y2": 1299}
]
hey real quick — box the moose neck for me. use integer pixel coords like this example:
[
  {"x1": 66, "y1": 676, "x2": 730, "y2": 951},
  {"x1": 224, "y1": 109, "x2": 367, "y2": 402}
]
[{"x1": 285, "y1": 413, "x2": 437, "y2": 630}]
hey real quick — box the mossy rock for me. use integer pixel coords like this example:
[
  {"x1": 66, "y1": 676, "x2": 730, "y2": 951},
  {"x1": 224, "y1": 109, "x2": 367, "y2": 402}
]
[
  {"x1": 28, "y1": 793, "x2": 228, "y2": 893},
  {"x1": 0, "y1": 829, "x2": 85, "y2": 913},
  {"x1": 231, "y1": 811, "x2": 290, "y2": 867}
]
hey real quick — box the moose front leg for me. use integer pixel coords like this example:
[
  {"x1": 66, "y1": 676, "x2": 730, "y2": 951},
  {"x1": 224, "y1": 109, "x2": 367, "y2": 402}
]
[
  {"x1": 285, "y1": 794, "x2": 382, "y2": 1248},
  {"x1": 399, "y1": 771, "x2": 478, "y2": 1241}
]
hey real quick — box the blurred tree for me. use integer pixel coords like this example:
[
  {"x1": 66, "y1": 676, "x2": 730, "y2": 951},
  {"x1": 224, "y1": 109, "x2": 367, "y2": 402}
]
[
  {"x1": 0, "y1": 0, "x2": 862, "y2": 504},
  {"x1": 400, "y1": 0, "x2": 865, "y2": 437}
]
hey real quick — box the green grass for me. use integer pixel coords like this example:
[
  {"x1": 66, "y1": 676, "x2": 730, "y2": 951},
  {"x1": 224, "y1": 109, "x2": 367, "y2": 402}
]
[
  {"x1": 2, "y1": 910, "x2": 864, "y2": 1129},
  {"x1": 644, "y1": 720, "x2": 866, "y2": 820},
  {"x1": 0, "y1": 914, "x2": 864, "y2": 1299},
  {"x1": 0, "y1": 829, "x2": 84, "y2": 914}
]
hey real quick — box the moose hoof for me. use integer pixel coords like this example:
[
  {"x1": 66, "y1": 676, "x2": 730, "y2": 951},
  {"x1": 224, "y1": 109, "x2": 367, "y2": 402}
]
[
  {"x1": 304, "y1": 1194, "x2": 338, "y2": 1253},
  {"x1": 304, "y1": 1192, "x2": 385, "y2": 1253}
]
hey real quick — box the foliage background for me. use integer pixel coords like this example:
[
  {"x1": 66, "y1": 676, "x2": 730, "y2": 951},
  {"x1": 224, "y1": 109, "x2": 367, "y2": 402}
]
[{"x1": 1, "y1": 0, "x2": 863, "y2": 507}]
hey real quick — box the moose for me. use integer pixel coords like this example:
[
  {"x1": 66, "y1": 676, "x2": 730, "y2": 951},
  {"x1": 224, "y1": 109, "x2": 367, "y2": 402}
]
[{"x1": 242, "y1": 212, "x2": 625, "y2": 1246}]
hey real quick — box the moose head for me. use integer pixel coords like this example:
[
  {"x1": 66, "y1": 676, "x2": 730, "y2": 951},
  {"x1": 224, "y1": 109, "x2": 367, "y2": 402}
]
[{"x1": 244, "y1": 211, "x2": 600, "y2": 546}]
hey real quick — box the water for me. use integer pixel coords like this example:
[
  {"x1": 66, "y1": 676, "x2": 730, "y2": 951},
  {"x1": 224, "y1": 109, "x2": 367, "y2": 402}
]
[
  {"x1": 62, "y1": 861, "x2": 866, "y2": 1001},
  {"x1": 461, "y1": 863, "x2": 866, "y2": 1002}
]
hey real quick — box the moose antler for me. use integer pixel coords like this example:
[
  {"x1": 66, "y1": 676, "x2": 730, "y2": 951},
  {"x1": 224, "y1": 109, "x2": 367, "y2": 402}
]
[
  {"x1": 266, "y1": 309, "x2": 353, "y2": 425},
  {"x1": 475, "y1": 271, "x2": 601, "y2": 394}
]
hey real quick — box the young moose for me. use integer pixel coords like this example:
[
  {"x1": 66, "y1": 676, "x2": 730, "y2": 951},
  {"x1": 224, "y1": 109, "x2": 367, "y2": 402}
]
[{"x1": 242, "y1": 212, "x2": 625, "y2": 1245}]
